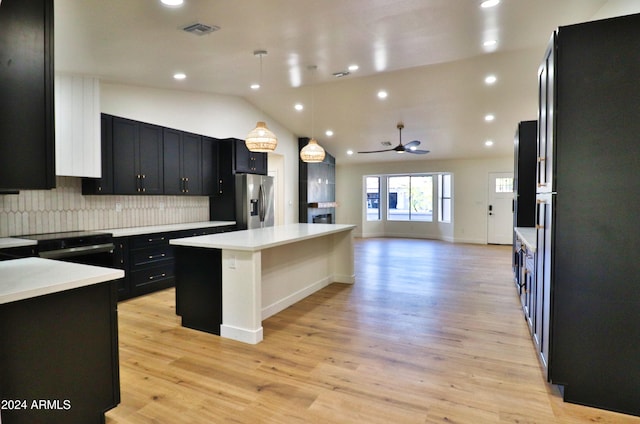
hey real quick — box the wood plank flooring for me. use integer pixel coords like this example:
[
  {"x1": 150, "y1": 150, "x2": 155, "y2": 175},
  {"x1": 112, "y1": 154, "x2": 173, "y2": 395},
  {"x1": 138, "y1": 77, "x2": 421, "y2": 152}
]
[{"x1": 106, "y1": 238, "x2": 640, "y2": 423}]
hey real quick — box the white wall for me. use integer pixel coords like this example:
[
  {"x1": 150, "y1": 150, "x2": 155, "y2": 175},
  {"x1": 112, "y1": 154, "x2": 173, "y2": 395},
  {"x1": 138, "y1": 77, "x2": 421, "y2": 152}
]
[
  {"x1": 100, "y1": 82, "x2": 299, "y2": 225},
  {"x1": 335, "y1": 156, "x2": 513, "y2": 244}
]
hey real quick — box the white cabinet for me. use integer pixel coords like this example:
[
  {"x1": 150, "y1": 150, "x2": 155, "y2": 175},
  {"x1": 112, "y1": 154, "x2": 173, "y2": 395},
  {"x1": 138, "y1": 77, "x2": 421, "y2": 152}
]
[{"x1": 55, "y1": 74, "x2": 101, "y2": 177}]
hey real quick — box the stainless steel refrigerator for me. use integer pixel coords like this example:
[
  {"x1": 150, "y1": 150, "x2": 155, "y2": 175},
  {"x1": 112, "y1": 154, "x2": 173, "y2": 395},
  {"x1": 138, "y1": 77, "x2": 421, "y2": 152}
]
[{"x1": 235, "y1": 174, "x2": 274, "y2": 230}]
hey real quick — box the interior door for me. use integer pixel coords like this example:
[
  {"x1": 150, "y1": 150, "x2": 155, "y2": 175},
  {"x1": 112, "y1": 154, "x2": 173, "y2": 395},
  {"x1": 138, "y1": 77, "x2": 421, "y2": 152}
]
[{"x1": 488, "y1": 172, "x2": 514, "y2": 244}]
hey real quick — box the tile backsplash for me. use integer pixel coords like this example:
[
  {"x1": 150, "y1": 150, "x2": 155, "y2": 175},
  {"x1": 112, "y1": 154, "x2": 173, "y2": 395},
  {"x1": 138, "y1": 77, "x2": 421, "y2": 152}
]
[{"x1": 0, "y1": 177, "x2": 209, "y2": 237}]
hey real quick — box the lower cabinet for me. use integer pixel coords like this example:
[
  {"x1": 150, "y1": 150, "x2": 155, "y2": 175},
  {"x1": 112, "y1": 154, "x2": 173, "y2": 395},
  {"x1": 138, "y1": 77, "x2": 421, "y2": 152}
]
[
  {"x1": 0, "y1": 281, "x2": 120, "y2": 424},
  {"x1": 115, "y1": 225, "x2": 235, "y2": 301}
]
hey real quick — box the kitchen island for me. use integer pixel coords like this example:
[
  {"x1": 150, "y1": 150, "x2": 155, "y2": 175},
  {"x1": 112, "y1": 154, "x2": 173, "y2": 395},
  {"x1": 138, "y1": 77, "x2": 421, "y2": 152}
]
[
  {"x1": 0, "y1": 258, "x2": 124, "y2": 424},
  {"x1": 170, "y1": 223, "x2": 356, "y2": 344}
]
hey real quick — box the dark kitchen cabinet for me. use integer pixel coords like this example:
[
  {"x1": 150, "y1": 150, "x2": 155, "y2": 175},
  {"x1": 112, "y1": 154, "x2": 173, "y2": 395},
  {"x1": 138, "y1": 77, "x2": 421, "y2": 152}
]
[
  {"x1": 0, "y1": 281, "x2": 120, "y2": 424},
  {"x1": 116, "y1": 225, "x2": 236, "y2": 301},
  {"x1": 0, "y1": 0, "x2": 55, "y2": 192},
  {"x1": 209, "y1": 139, "x2": 260, "y2": 221},
  {"x1": 112, "y1": 117, "x2": 164, "y2": 195},
  {"x1": 113, "y1": 237, "x2": 130, "y2": 299},
  {"x1": 201, "y1": 136, "x2": 220, "y2": 196},
  {"x1": 513, "y1": 121, "x2": 537, "y2": 228},
  {"x1": 82, "y1": 114, "x2": 114, "y2": 194},
  {"x1": 231, "y1": 138, "x2": 268, "y2": 175},
  {"x1": 164, "y1": 128, "x2": 202, "y2": 195},
  {"x1": 533, "y1": 14, "x2": 640, "y2": 417}
]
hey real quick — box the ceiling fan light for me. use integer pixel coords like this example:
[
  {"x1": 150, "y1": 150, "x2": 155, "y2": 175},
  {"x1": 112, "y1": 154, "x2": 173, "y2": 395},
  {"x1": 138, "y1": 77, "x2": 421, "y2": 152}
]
[
  {"x1": 246, "y1": 121, "x2": 277, "y2": 152},
  {"x1": 300, "y1": 138, "x2": 326, "y2": 163}
]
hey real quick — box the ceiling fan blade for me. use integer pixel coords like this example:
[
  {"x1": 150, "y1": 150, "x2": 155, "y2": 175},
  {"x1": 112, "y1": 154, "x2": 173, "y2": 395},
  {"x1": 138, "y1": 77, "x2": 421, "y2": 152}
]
[
  {"x1": 357, "y1": 148, "x2": 395, "y2": 154},
  {"x1": 403, "y1": 140, "x2": 421, "y2": 148},
  {"x1": 407, "y1": 149, "x2": 430, "y2": 154}
]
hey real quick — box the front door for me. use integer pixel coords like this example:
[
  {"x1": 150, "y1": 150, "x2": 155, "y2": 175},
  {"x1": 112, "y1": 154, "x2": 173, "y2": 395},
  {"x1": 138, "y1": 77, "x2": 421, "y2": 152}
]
[{"x1": 488, "y1": 172, "x2": 514, "y2": 244}]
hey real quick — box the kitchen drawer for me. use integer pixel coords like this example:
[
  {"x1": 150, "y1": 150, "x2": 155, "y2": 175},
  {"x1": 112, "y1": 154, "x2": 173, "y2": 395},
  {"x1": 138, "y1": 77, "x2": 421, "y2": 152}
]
[
  {"x1": 131, "y1": 263, "x2": 175, "y2": 296},
  {"x1": 130, "y1": 233, "x2": 170, "y2": 249},
  {"x1": 131, "y1": 244, "x2": 174, "y2": 268}
]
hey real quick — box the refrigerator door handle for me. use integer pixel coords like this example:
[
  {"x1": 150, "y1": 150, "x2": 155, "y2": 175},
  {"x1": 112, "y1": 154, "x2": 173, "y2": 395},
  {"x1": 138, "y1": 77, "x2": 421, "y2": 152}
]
[{"x1": 259, "y1": 184, "x2": 265, "y2": 222}]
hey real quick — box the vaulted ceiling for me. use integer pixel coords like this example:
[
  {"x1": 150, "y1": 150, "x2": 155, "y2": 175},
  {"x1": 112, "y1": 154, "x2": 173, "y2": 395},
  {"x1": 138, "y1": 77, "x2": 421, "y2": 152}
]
[{"x1": 54, "y1": 0, "x2": 640, "y2": 163}]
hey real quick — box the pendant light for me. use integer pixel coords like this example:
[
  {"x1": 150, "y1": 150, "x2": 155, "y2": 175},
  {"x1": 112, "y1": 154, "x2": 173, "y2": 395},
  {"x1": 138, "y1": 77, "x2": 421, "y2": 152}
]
[
  {"x1": 300, "y1": 65, "x2": 326, "y2": 163},
  {"x1": 246, "y1": 50, "x2": 278, "y2": 152}
]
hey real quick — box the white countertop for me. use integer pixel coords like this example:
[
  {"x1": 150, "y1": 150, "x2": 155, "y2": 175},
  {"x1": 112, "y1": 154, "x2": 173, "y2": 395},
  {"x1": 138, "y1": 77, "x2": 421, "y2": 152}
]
[
  {"x1": 106, "y1": 221, "x2": 235, "y2": 237},
  {"x1": 0, "y1": 257, "x2": 125, "y2": 305},
  {"x1": 0, "y1": 238, "x2": 37, "y2": 249},
  {"x1": 515, "y1": 227, "x2": 537, "y2": 252},
  {"x1": 170, "y1": 223, "x2": 356, "y2": 252}
]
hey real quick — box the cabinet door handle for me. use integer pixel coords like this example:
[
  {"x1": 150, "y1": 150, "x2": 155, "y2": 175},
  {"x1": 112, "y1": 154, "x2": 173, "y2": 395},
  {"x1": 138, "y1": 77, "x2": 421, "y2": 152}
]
[
  {"x1": 185, "y1": 177, "x2": 189, "y2": 193},
  {"x1": 148, "y1": 273, "x2": 166, "y2": 281},
  {"x1": 148, "y1": 236, "x2": 166, "y2": 242},
  {"x1": 537, "y1": 156, "x2": 546, "y2": 162},
  {"x1": 148, "y1": 253, "x2": 166, "y2": 259}
]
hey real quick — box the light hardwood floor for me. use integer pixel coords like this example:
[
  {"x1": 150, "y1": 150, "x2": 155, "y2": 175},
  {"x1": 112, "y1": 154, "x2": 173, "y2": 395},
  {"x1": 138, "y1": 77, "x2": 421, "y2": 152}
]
[{"x1": 106, "y1": 238, "x2": 640, "y2": 423}]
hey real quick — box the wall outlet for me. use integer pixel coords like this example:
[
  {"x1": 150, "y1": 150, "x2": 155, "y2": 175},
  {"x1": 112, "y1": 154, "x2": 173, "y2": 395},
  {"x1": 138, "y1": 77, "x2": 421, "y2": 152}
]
[
  {"x1": 159, "y1": 202, "x2": 165, "y2": 211},
  {"x1": 115, "y1": 202, "x2": 122, "y2": 213}
]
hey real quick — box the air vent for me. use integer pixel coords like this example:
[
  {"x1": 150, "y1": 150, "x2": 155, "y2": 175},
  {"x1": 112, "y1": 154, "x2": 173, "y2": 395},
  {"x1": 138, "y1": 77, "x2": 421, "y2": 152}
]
[
  {"x1": 182, "y1": 23, "x2": 220, "y2": 36},
  {"x1": 381, "y1": 141, "x2": 392, "y2": 147}
]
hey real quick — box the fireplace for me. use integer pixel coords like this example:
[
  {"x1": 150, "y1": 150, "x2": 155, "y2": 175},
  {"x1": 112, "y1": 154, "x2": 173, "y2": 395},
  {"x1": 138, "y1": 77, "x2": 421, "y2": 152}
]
[{"x1": 312, "y1": 214, "x2": 333, "y2": 224}]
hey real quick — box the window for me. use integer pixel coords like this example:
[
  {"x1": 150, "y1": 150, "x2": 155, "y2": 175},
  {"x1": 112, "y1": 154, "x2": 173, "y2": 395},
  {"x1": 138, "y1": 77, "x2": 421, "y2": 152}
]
[
  {"x1": 365, "y1": 176, "x2": 380, "y2": 221},
  {"x1": 495, "y1": 177, "x2": 513, "y2": 193},
  {"x1": 387, "y1": 175, "x2": 433, "y2": 221},
  {"x1": 438, "y1": 174, "x2": 452, "y2": 223}
]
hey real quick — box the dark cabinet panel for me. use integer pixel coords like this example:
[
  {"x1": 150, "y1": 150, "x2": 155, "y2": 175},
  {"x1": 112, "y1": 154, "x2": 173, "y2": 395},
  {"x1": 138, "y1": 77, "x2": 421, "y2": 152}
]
[
  {"x1": 0, "y1": 0, "x2": 55, "y2": 191},
  {"x1": 164, "y1": 129, "x2": 203, "y2": 195},
  {"x1": 201, "y1": 136, "x2": 220, "y2": 196},
  {"x1": 232, "y1": 138, "x2": 267, "y2": 175},
  {"x1": 513, "y1": 121, "x2": 537, "y2": 228},
  {"x1": 112, "y1": 117, "x2": 139, "y2": 194},
  {"x1": 111, "y1": 118, "x2": 163, "y2": 195},
  {"x1": 533, "y1": 14, "x2": 640, "y2": 417},
  {"x1": 0, "y1": 281, "x2": 120, "y2": 423},
  {"x1": 138, "y1": 123, "x2": 164, "y2": 194}
]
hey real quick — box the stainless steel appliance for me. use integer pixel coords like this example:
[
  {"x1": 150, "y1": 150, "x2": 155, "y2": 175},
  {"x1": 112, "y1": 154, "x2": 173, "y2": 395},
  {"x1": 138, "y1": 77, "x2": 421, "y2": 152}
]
[
  {"x1": 235, "y1": 174, "x2": 274, "y2": 230},
  {"x1": 16, "y1": 230, "x2": 115, "y2": 266}
]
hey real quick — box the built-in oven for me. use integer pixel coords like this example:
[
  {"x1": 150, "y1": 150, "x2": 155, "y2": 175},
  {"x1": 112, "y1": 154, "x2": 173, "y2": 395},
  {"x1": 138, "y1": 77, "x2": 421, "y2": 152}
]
[{"x1": 15, "y1": 231, "x2": 115, "y2": 267}]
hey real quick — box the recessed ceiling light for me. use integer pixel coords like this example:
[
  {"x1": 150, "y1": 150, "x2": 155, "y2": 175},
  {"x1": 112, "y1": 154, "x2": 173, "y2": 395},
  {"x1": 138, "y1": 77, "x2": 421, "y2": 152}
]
[
  {"x1": 250, "y1": 83, "x2": 260, "y2": 90},
  {"x1": 485, "y1": 75, "x2": 497, "y2": 84},
  {"x1": 325, "y1": 130, "x2": 334, "y2": 137},
  {"x1": 173, "y1": 72, "x2": 186, "y2": 80},
  {"x1": 347, "y1": 150, "x2": 354, "y2": 156},
  {"x1": 294, "y1": 103, "x2": 304, "y2": 111},
  {"x1": 161, "y1": 0, "x2": 184, "y2": 7},
  {"x1": 485, "y1": 140, "x2": 494, "y2": 147},
  {"x1": 480, "y1": 0, "x2": 500, "y2": 8},
  {"x1": 485, "y1": 114, "x2": 495, "y2": 122},
  {"x1": 377, "y1": 90, "x2": 388, "y2": 99},
  {"x1": 348, "y1": 64, "x2": 359, "y2": 72},
  {"x1": 483, "y1": 39, "x2": 497, "y2": 47}
]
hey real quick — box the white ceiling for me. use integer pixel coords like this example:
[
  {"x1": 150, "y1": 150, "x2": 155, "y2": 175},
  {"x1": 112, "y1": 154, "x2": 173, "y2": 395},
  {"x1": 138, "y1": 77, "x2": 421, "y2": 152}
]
[{"x1": 54, "y1": 0, "x2": 640, "y2": 164}]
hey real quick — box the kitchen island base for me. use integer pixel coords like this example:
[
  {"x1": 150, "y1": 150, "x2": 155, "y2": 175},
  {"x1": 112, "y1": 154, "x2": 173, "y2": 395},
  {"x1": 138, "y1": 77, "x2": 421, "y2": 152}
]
[
  {"x1": 173, "y1": 224, "x2": 356, "y2": 344},
  {"x1": 0, "y1": 282, "x2": 120, "y2": 424}
]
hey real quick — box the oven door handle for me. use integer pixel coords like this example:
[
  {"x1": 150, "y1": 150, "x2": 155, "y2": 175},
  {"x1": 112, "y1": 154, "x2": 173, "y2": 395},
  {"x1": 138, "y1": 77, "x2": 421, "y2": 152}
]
[{"x1": 39, "y1": 243, "x2": 115, "y2": 260}]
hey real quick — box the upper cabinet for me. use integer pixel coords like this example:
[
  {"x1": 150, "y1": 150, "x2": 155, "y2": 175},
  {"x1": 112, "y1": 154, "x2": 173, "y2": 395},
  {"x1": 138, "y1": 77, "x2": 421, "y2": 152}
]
[
  {"x1": 112, "y1": 117, "x2": 164, "y2": 195},
  {"x1": 164, "y1": 128, "x2": 203, "y2": 196},
  {"x1": 231, "y1": 139, "x2": 268, "y2": 175},
  {"x1": 55, "y1": 74, "x2": 101, "y2": 178},
  {"x1": 84, "y1": 114, "x2": 221, "y2": 196},
  {"x1": 0, "y1": 0, "x2": 55, "y2": 191}
]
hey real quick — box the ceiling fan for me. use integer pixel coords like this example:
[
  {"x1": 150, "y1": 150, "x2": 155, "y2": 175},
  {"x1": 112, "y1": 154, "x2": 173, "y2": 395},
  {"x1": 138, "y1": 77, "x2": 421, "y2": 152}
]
[{"x1": 358, "y1": 122, "x2": 430, "y2": 155}]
